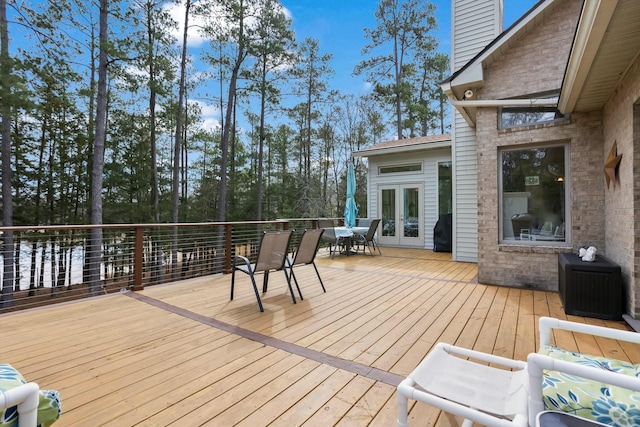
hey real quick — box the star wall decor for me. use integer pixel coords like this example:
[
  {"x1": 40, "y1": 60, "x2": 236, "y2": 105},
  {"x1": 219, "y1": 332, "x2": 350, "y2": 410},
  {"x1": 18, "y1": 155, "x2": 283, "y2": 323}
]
[{"x1": 604, "y1": 141, "x2": 622, "y2": 189}]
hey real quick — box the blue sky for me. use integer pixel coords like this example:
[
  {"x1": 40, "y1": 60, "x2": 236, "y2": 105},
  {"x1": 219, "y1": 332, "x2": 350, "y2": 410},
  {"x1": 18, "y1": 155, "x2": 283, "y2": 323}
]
[
  {"x1": 8, "y1": 0, "x2": 540, "y2": 133},
  {"x1": 280, "y1": 0, "x2": 540, "y2": 96}
]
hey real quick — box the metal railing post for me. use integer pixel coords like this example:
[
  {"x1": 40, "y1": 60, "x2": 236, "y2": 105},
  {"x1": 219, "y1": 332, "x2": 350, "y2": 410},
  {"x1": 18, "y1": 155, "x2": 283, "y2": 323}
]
[
  {"x1": 133, "y1": 226, "x2": 144, "y2": 291},
  {"x1": 223, "y1": 224, "x2": 233, "y2": 274}
]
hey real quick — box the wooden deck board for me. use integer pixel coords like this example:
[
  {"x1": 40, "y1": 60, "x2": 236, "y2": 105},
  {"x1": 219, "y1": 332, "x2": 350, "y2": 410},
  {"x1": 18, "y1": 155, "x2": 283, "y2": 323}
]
[{"x1": 0, "y1": 247, "x2": 634, "y2": 426}]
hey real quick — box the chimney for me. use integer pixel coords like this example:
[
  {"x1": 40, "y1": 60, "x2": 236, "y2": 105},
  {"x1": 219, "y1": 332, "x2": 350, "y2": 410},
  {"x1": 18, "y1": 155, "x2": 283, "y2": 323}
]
[{"x1": 452, "y1": 0, "x2": 503, "y2": 72}]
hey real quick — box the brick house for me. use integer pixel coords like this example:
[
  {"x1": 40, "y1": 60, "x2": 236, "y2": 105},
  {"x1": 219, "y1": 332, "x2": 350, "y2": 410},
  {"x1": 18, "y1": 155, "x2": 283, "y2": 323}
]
[
  {"x1": 357, "y1": 0, "x2": 640, "y2": 319},
  {"x1": 442, "y1": 0, "x2": 640, "y2": 318}
]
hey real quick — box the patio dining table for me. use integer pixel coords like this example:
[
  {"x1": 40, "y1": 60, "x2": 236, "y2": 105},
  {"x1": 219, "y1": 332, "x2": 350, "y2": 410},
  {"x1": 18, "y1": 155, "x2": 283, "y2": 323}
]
[{"x1": 333, "y1": 226, "x2": 370, "y2": 255}]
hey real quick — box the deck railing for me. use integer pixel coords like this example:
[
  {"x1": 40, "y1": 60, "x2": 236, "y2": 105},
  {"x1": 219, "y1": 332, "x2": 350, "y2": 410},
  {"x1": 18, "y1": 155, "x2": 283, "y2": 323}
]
[{"x1": 0, "y1": 218, "x2": 335, "y2": 313}]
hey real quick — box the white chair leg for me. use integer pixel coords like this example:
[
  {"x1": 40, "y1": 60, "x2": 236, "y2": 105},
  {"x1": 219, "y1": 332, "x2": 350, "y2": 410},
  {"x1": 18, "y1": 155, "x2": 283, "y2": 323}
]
[{"x1": 397, "y1": 387, "x2": 409, "y2": 427}]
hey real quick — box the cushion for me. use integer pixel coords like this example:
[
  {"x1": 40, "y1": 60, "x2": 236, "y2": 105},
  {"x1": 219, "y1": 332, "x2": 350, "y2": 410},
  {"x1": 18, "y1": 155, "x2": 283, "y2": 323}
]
[
  {"x1": 538, "y1": 346, "x2": 640, "y2": 426},
  {"x1": 0, "y1": 364, "x2": 61, "y2": 427}
]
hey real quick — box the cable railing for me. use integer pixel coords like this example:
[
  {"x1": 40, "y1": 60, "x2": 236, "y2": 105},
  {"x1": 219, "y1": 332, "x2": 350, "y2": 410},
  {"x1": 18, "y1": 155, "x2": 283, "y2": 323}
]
[{"x1": 0, "y1": 218, "x2": 330, "y2": 314}]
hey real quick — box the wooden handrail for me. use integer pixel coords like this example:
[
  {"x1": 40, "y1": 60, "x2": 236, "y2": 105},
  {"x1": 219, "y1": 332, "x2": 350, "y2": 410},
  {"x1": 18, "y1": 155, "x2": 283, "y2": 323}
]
[{"x1": 0, "y1": 218, "x2": 322, "y2": 312}]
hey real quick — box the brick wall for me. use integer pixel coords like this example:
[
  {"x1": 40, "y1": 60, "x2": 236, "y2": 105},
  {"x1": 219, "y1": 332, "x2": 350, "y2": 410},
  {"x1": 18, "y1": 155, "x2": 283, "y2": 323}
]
[
  {"x1": 473, "y1": 0, "x2": 609, "y2": 291},
  {"x1": 476, "y1": 110, "x2": 605, "y2": 290},
  {"x1": 482, "y1": 0, "x2": 581, "y2": 99},
  {"x1": 602, "y1": 54, "x2": 640, "y2": 317}
]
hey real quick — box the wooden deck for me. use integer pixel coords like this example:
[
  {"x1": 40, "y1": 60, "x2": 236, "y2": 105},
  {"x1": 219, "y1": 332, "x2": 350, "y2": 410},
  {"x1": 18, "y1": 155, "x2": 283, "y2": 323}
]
[{"x1": 1, "y1": 247, "x2": 636, "y2": 426}]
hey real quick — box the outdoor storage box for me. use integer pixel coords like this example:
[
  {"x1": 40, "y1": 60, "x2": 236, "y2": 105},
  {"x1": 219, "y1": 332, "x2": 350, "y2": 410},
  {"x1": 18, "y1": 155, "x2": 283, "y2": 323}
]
[{"x1": 558, "y1": 253, "x2": 622, "y2": 320}]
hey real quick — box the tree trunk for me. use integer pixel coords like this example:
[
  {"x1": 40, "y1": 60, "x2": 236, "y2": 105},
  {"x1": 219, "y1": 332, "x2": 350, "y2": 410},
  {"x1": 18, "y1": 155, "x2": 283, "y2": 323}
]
[
  {"x1": 172, "y1": 0, "x2": 190, "y2": 279},
  {"x1": 257, "y1": 59, "x2": 267, "y2": 221},
  {"x1": 394, "y1": 33, "x2": 403, "y2": 139},
  {"x1": 0, "y1": 0, "x2": 14, "y2": 307},
  {"x1": 89, "y1": 0, "x2": 109, "y2": 296},
  {"x1": 147, "y1": 3, "x2": 160, "y2": 224},
  {"x1": 219, "y1": 0, "x2": 246, "y2": 222}
]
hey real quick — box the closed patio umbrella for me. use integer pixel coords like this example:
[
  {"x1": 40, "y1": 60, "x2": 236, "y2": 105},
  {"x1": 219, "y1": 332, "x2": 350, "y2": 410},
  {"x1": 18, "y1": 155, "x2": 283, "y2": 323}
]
[{"x1": 344, "y1": 162, "x2": 358, "y2": 228}]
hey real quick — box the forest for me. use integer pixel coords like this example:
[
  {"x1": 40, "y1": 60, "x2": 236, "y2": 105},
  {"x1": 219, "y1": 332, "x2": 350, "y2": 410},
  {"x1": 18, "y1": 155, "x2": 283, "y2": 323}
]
[
  {"x1": 0, "y1": 0, "x2": 449, "y2": 299},
  {"x1": 1, "y1": 0, "x2": 449, "y2": 226}
]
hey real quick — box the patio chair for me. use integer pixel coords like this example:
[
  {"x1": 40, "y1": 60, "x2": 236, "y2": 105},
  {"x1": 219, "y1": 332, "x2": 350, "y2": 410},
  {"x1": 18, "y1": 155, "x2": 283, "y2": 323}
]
[
  {"x1": 397, "y1": 316, "x2": 640, "y2": 427},
  {"x1": 397, "y1": 343, "x2": 529, "y2": 427},
  {"x1": 0, "y1": 381, "x2": 39, "y2": 427},
  {"x1": 528, "y1": 317, "x2": 640, "y2": 426},
  {"x1": 285, "y1": 229, "x2": 326, "y2": 299},
  {"x1": 357, "y1": 218, "x2": 373, "y2": 228},
  {"x1": 0, "y1": 363, "x2": 62, "y2": 427},
  {"x1": 318, "y1": 218, "x2": 347, "y2": 259},
  {"x1": 231, "y1": 230, "x2": 296, "y2": 312},
  {"x1": 353, "y1": 218, "x2": 381, "y2": 256}
]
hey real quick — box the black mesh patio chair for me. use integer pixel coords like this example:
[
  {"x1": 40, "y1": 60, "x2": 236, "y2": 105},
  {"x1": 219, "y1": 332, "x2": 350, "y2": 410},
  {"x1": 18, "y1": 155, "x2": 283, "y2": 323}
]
[
  {"x1": 353, "y1": 218, "x2": 382, "y2": 256},
  {"x1": 285, "y1": 229, "x2": 326, "y2": 300},
  {"x1": 231, "y1": 230, "x2": 296, "y2": 312},
  {"x1": 318, "y1": 218, "x2": 347, "y2": 259},
  {"x1": 357, "y1": 218, "x2": 373, "y2": 228}
]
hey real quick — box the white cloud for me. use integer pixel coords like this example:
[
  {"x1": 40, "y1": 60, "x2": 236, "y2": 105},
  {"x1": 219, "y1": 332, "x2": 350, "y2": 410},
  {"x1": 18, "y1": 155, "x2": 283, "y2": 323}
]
[
  {"x1": 164, "y1": 0, "x2": 294, "y2": 49},
  {"x1": 163, "y1": 0, "x2": 208, "y2": 47},
  {"x1": 201, "y1": 117, "x2": 221, "y2": 131},
  {"x1": 191, "y1": 100, "x2": 221, "y2": 130}
]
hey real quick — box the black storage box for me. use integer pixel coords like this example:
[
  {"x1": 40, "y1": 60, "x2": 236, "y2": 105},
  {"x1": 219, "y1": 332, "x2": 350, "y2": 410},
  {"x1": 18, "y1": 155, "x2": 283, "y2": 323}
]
[{"x1": 558, "y1": 253, "x2": 622, "y2": 320}]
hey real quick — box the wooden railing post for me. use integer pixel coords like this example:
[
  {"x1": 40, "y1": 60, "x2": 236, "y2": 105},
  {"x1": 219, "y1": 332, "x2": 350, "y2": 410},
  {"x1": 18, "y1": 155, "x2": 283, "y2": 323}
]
[
  {"x1": 223, "y1": 224, "x2": 233, "y2": 274},
  {"x1": 132, "y1": 226, "x2": 144, "y2": 291}
]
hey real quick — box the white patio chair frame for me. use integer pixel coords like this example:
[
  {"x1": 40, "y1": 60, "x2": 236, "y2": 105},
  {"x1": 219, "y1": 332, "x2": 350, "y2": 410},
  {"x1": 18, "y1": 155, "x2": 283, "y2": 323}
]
[
  {"x1": 527, "y1": 317, "x2": 640, "y2": 426},
  {"x1": 0, "y1": 382, "x2": 40, "y2": 427},
  {"x1": 397, "y1": 342, "x2": 528, "y2": 427},
  {"x1": 397, "y1": 316, "x2": 640, "y2": 427}
]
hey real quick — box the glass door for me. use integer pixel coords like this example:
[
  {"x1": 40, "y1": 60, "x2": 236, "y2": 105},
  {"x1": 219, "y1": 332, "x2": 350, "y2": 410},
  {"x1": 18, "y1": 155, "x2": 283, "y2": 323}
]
[{"x1": 378, "y1": 184, "x2": 423, "y2": 246}]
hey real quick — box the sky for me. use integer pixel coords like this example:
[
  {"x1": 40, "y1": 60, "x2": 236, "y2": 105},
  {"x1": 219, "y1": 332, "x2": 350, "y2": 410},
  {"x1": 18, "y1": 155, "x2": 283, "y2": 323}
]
[
  {"x1": 8, "y1": 0, "x2": 541, "y2": 134},
  {"x1": 278, "y1": 0, "x2": 541, "y2": 96}
]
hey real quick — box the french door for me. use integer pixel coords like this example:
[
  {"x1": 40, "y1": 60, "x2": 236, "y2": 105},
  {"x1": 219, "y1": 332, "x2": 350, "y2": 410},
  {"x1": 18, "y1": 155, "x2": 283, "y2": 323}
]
[{"x1": 378, "y1": 184, "x2": 423, "y2": 246}]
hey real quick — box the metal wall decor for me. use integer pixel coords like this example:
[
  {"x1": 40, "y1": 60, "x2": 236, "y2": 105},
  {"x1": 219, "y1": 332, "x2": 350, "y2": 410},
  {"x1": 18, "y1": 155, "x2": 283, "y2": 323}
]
[{"x1": 604, "y1": 141, "x2": 622, "y2": 189}]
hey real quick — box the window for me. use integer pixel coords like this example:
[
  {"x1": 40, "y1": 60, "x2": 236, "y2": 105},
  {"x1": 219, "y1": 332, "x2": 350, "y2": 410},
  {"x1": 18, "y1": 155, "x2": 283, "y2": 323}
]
[
  {"x1": 499, "y1": 106, "x2": 565, "y2": 129},
  {"x1": 379, "y1": 163, "x2": 422, "y2": 174},
  {"x1": 438, "y1": 161, "x2": 452, "y2": 215},
  {"x1": 498, "y1": 92, "x2": 567, "y2": 129},
  {"x1": 500, "y1": 144, "x2": 568, "y2": 244}
]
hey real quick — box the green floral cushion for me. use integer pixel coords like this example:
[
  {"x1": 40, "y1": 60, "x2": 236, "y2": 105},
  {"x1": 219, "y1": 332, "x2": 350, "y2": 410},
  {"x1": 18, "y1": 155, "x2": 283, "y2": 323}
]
[
  {"x1": 538, "y1": 345, "x2": 640, "y2": 426},
  {"x1": 0, "y1": 364, "x2": 61, "y2": 427}
]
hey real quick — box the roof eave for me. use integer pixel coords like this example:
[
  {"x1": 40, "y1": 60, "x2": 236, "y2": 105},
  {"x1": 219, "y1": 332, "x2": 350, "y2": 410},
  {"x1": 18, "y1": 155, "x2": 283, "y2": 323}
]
[
  {"x1": 353, "y1": 140, "x2": 451, "y2": 158},
  {"x1": 441, "y1": 0, "x2": 557, "y2": 127},
  {"x1": 557, "y1": 0, "x2": 619, "y2": 114},
  {"x1": 440, "y1": 82, "x2": 477, "y2": 128}
]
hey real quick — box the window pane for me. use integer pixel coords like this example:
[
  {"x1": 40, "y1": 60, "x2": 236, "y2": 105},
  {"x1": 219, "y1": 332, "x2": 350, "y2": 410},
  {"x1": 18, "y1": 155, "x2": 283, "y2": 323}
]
[
  {"x1": 379, "y1": 163, "x2": 422, "y2": 174},
  {"x1": 403, "y1": 187, "x2": 419, "y2": 237},
  {"x1": 500, "y1": 107, "x2": 564, "y2": 129},
  {"x1": 381, "y1": 189, "x2": 396, "y2": 237},
  {"x1": 438, "y1": 161, "x2": 452, "y2": 215},
  {"x1": 501, "y1": 146, "x2": 566, "y2": 243}
]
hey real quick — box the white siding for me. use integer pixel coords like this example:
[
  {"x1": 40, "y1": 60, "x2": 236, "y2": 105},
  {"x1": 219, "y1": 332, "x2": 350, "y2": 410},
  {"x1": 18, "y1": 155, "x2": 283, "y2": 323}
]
[
  {"x1": 452, "y1": 0, "x2": 503, "y2": 70},
  {"x1": 450, "y1": 0, "x2": 502, "y2": 262},
  {"x1": 367, "y1": 149, "x2": 451, "y2": 250},
  {"x1": 452, "y1": 110, "x2": 478, "y2": 262}
]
